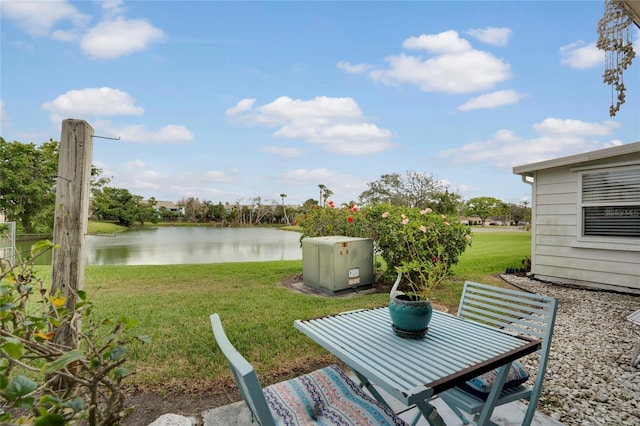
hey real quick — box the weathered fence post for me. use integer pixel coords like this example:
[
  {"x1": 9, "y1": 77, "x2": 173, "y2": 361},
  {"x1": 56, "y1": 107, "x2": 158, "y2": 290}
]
[{"x1": 51, "y1": 119, "x2": 94, "y2": 349}]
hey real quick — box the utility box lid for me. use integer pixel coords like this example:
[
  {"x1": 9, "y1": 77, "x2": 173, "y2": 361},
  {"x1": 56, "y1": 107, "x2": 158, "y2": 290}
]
[{"x1": 302, "y1": 236, "x2": 374, "y2": 294}]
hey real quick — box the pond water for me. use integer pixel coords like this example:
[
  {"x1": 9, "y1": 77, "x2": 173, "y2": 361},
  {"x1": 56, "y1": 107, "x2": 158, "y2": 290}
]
[{"x1": 18, "y1": 227, "x2": 303, "y2": 266}]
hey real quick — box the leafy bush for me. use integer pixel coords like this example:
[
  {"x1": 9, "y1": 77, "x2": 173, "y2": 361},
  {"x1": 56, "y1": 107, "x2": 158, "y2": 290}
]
[
  {"x1": 0, "y1": 239, "x2": 149, "y2": 425},
  {"x1": 297, "y1": 203, "x2": 472, "y2": 295}
]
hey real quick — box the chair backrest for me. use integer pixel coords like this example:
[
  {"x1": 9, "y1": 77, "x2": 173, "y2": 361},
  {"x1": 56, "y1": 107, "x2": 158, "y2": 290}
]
[
  {"x1": 210, "y1": 313, "x2": 276, "y2": 426},
  {"x1": 457, "y1": 281, "x2": 558, "y2": 383}
]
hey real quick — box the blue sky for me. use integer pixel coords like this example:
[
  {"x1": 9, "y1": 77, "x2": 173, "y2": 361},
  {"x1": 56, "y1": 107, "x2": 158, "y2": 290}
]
[{"x1": 1, "y1": 1, "x2": 639, "y2": 207}]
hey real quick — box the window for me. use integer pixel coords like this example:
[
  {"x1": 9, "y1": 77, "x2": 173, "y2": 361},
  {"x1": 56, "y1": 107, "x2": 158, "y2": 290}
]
[{"x1": 581, "y1": 166, "x2": 640, "y2": 238}]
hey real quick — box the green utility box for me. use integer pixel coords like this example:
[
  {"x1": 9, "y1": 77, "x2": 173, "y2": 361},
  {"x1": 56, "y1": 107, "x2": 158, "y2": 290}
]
[{"x1": 302, "y1": 236, "x2": 374, "y2": 295}]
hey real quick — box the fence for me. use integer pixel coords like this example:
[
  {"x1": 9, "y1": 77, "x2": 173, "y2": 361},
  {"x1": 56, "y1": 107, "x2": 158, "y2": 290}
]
[{"x1": 1, "y1": 222, "x2": 16, "y2": 266}]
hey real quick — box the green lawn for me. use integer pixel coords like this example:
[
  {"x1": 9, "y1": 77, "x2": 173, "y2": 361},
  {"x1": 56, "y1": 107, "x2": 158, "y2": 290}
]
[
  {"x1": 87, "y1": 221, "x2": 128, "y2": 234},
  {"x1": 60, "y1": 229, "x2": 531, "y2": 392}
]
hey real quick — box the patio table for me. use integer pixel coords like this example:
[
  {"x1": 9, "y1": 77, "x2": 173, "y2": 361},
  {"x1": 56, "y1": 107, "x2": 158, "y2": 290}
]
[{"x1": 294, "y1": 306, "x2": 541, "y2": 426}]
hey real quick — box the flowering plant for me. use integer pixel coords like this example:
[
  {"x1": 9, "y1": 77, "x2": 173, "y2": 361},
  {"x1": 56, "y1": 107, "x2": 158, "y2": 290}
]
[
  {"x1": 376, "y1": 205, "x2": 471, "y2": 300},
  {"x1": 297, "y1": 202, "x2": 472, "y2": 299},
  {"x1": 0, "y1": 238, "x2": 149, "y2": 425}
]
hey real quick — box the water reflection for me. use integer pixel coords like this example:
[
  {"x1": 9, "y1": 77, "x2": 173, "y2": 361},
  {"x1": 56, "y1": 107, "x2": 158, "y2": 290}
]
[{"x1": 19, "y1": 227, "x2": 302, "y2": 266}]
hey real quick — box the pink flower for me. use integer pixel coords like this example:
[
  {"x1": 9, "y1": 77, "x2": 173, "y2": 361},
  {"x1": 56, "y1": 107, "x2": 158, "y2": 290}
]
[
  {"x1": 402, "y1": 218, "x2": 409, "y2": 225},
  {"x1": 382, "y1": 212, "x2": 389, "y2": 218},
  {"x1": 420, "y1": 208, "x2": 432, "y2": 214},
  {"x1": 419, "y1": 225, "x2": 427, "y2": 233}
]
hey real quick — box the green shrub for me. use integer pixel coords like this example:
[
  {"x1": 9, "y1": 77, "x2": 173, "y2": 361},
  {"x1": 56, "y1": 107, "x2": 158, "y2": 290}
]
[
  {"x1": 0, "y1": 239, "x2": 148, "y2": 425},
  {"x1": 297, "y1": 203, "x2": 472, "y2": 294}
]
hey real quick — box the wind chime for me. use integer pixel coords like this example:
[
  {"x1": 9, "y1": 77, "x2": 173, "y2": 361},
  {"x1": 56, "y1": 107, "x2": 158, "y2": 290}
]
[{"x1": 597, "y1": 0, "x2": 636, "y2": 117}]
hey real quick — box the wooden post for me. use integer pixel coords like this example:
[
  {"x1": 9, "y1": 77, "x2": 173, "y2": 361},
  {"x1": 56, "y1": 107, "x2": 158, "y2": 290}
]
[{"x1": 51, "y1": 119, "x2": 94, "y2": 349}]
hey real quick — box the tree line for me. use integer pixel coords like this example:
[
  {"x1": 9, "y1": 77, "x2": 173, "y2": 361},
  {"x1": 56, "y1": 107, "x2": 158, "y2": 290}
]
[{"x1": 0, "y1": 138, "x2": 530, "y2": 233}]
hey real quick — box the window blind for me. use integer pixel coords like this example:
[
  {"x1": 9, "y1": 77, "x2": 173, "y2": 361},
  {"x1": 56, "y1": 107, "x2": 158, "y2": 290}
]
[
  {"x1": 583, "y1": 169, "x2": 640, "y2": 203},
  {"x1": 582, "y1": 168, "x2": 640, "y2": 238},
  {"x1": 583, "y1": 206, "x2": 640, "y2": 237}
]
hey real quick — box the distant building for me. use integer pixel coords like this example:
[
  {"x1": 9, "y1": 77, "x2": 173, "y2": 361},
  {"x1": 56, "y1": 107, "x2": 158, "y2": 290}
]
[{"x1": 143, "y1": 200, "x2": 184, "y2": 215}]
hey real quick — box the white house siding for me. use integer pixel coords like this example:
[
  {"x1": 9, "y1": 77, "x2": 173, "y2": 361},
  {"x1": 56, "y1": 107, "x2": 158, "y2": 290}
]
[{"x1": 519, "y1": 145, "x2": 640, "y2": 295}]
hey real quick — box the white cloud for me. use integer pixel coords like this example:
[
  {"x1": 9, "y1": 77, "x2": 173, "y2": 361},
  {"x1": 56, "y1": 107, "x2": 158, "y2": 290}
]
[
  {"x1": 466, "y1": 27, "x2": 512, "y2": 46},
  {"x1": 115, "y1": 167, "x2": 239, "y2": 201},
  {"x1": 336, "y1": 61, "x2": 375, "y2": 74},
  {"x1": 101, "y1": 0, "x2": 126, "y2": 18},
  {"x1": 3, "y1": 1, "x2": 164, "y2": 59},
  {"x1": 403, "y1": 30, "x2": 472, "y2": 54},
  {"x1": 262, "y1": 146, "x2": 304, "y2": 157},
  {"x1": 229, "y1": 96, "x2": 397, "y2": 155},
  {"x1": 532, "y1": 118, "x2": 619, "y2": 136},
  {"x1": 80, "y1": 17, "x2": 165, "y2": 59},
  {"x1": 560, "y1": 41, "x2": 602, "y2": 69},
  {"x1": 226, "y1": 99, "x2": 256, "y2": 116},
  {"x1": 42, "y1": 87, "x2": 145, "y2": 117},
  {"x1": 41, "y1": 88, "x2": 193, "y2": 144},
  {"x1": 279, "y1": 168, "x2": 340, "y2": 183},
  {"x1": 113, "y1": 124, "x2": 194, "y2": 144},
  {"x1": 0, "y1": 0, "x2": 90, "y2": 37},
  {"x1": 367, "y1": 31, "x2": 511, "y2": 94},
  {"x1": 51, "y1": 28, "x2": 82, "y2": 42},
  {"x1": 438, "y1": 118, "x2": 623, "y2": 168},
  {"x1": 458, "y1": 90, "x2": 525, "y2": 111}
]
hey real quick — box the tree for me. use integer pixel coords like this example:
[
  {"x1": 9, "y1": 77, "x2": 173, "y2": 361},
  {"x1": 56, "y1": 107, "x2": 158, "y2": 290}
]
[
  {"x1": 431, "y1": 190, "x2": 464, "y2": 215},
  {"x1": 0, "y1": 138, "x2": 58, "y2": 233},
  {"x1": 322, "y1": 187, "x2": 333, "y2": 205},
  {"x1": 178, "y1": 197, "x2": 201, "y2": 222},
  {"x1": 135, "y1": 197, "x2": 159, "y2": 225},
  {"x1": 495, "y1": 201, "x2": 511, "y2": 224},
  {"x1": 251, "y1": 196, "x2": 275, "y2": 224},
  {"x1": 358, "y1": 170, "x2": 455, "y2": 213},
  {"x1": 1, "y1": 138, "x2": 110, "y2": 234},
  {"x1": 318, "y1": 184, "x2": 327, "y2": 207},
  {"x1": 200, "y1": 200, "x2": 214, "y2": 222},
  {"x1": 211, "y1": 202, "x2": 227, "y2": 222},
  {"x1": 91, "y1": 187, "x2": 150, "y2": 226},
  {"x1": 301, "y1": 198, "x2": 319, "y2": 211},
  {"x1": 280, "y1": 193, "x2": 289, "y2": 225},
  {"x1": 465, "y1": 196, "x2": 503, "y2": 226},
  {"x1": 510, "y1": 201, "x2": 531, "y2": 225}
]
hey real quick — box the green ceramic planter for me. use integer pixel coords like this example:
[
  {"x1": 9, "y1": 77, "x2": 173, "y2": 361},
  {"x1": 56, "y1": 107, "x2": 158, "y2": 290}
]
[{"x1": 389, "y1": 294, "x2": 433, "y2": 338}]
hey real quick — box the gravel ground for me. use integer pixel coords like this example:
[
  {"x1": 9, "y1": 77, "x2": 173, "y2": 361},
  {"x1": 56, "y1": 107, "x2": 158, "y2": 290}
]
[{"x1": 501, "y1": 274, "x2": 640, "y2": 426}]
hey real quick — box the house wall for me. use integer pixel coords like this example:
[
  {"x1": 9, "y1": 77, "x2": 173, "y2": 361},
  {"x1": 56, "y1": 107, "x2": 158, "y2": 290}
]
[{"x1": 530, "y1": 154, "x2": 640, "y2": 294}]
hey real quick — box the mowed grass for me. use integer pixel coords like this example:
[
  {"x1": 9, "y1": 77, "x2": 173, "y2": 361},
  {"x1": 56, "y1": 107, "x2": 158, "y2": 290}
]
[
  {"x1": 50, "y1": 229, "x2": 531, "y2": 393},
  {"x1": 87, "y1": 221, "x2": 128, "y2": 234}
]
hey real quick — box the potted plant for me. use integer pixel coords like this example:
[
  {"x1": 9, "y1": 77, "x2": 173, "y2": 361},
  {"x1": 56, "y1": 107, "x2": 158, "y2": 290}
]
[
  {"x1": 379, "y1": 207, "x2": 471, "y2": 338},
  {"x1": 295, "y1": 202, "x2": 472, "y2": 337}
]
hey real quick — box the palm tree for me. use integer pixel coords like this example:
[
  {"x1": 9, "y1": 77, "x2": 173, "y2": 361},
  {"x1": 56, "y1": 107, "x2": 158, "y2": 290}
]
[
  {"x1": 318, "y1": 184, "x2": 326, "y2": 206},
  {"x1": 323, "y1": 188, "x2": 334, "y2": 205},
  {"x1": 280, "y1": 193, "x2": 289, "y2": 225}
]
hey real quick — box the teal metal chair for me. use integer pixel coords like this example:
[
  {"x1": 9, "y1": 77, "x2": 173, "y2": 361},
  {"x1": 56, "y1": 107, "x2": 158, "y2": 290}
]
[
  {"x1": 210, "y1": 313, "x2": 407, "y2": 425},
  {"x1": 438, "y1": 281, "x2": 558, "y2": 426}
]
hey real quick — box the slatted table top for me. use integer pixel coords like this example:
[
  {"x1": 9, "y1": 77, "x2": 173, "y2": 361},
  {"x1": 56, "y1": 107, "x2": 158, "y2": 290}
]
[{"x1": 295, "y1": 306, "x2": 540, "y2": 406}]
